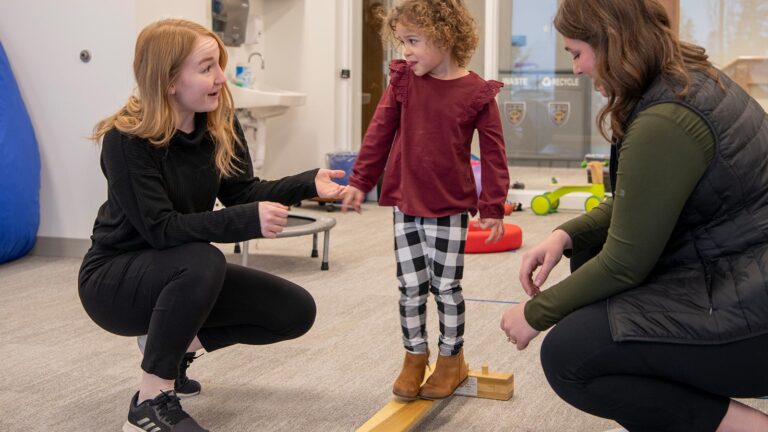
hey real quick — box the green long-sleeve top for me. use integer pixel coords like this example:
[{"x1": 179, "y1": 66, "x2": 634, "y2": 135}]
[{"x1": 524, "y1": 103, "x2": 715, "y2": 331}]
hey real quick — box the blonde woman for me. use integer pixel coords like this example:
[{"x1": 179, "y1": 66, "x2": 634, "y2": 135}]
[{"x1": 79, "y1": 19, "x2": 345, "y2": 431}]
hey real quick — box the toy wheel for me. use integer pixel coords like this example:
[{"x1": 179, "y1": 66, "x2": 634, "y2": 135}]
[
  {"x1": 550, "y1": 198, "x2": 560, "y2": 210},
  {"x1": 530, "y1": 195, "x2": 552, "y2": 215},
  {"x1": 584, "y1": 195, "x2": 602, "y2": 212}
]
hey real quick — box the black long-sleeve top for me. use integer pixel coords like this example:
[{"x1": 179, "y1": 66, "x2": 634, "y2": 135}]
[{"x1": 88, "y1": 113, "x2": 318, "y2": 253}]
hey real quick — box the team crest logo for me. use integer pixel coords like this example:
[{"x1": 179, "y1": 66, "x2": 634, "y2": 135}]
[
  {"x1": 504, "y1": 101, "x2": 526, "y2": 126},
  {"x1": 548, "y1": 102, "x2": 570, "y2": 126}
]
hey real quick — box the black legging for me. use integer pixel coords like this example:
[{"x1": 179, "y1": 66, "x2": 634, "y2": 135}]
[
  {"x1": 541, "y1": 249, "x2": 768, "y2": 431},
  {"x1": 78, "y1": 242, "x2": 316, "y2": 379}
]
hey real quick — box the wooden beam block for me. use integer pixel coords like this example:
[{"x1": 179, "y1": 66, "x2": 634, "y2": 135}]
[
  {"x1": 454, "y1": 363, "x2": 514, "y2": 401},
  {"x1": 356, "y1": 398, "x2": 436, "y2": 432},
  {"x1": 357, "y1": 363, "x2": 514, "y2": 432},
  {"x1": 357, "y1": 368, "x2": 436, "y2": 432}
]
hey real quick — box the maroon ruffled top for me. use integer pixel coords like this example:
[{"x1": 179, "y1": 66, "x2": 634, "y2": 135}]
[{"x1": 350, "y1": 60, "x2": 509, "y2": 218}]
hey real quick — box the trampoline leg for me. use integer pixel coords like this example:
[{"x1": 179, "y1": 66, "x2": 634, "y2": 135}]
[
  {"x1": 234, "y1": 242, "x2": 241, "y2": 254},
  {"x1": 311, "y1": 233, "x2": 319, "y2": 257},
  {"x1": 241, "y1": 240, "x2": 249, "y2": 267},
  {"x1": 321, "y1": 230, "x2": 330, "y2": 270}
]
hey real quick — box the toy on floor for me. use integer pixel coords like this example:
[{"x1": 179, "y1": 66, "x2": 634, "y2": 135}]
[
  {"x1": 303, "y1": 197, "x2": 340, "y2": 212},
  {"x1": 0, "y1": 43, "x2": 40, "y2": 264},
  {"x1": 530, "y1": 161, "x2": 606, "y2": 215},
  {"x1": 465, "y1": 221, "x2": 522, "y2": 253},
  {"x1": 583, "y1": 153, "x2": 611, "y2": 188},
  {"x1": 504, "y1": 201, "x2": 523, "y2": 215}
]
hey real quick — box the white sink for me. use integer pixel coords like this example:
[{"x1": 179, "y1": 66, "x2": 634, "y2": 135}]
[
  {"x1": 230, "y1": 83, "x2": 307, "y2": 177},
  {"x1": 229, "y1": 83, "x2": 306, "y2": 118}
]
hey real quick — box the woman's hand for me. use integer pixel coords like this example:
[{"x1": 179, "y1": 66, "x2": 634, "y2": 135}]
[
  {"x1": 315, "y1": 169, "x2": 347, "y2": 200},
  {"x1": 519, "y1": 229, "x2": 572, "y2": 297},
  {"x1": 258, "y1": 201, "x2": 289, "y2": 238},
  {"x1": 500, "y1": 300, "x2": 540, "y2": 350},
  {"x1": 340, "y1": 185, "x2": 365, "y2": 214},
  {"x1": 477, "y1": 218, "x2": 504, "y2": 243}
]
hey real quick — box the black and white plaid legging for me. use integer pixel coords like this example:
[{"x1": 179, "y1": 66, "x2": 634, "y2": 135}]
[{"x1": 393, "y1": 208, "x2": 468, "y2": 357}]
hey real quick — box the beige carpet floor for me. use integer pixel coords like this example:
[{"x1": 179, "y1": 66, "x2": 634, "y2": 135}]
[{"x1": 1, "y1": 167, "x2": 765, "y2": 431}]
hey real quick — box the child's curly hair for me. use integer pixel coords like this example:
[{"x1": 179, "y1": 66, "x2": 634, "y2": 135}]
[{"x1": 384, "y1": 0, "x2": 479, "y2": 68}]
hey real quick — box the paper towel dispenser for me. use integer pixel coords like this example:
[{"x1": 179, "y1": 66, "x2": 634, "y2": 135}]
[{"x1": 212, "y1": 0, "x2": 250, "y2": 46}]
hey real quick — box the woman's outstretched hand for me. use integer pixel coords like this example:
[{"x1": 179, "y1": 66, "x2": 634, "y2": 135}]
[
  {"x1": 315, "y1": 169, "x2": 347, "y2": 200},
  {"x1": 519, "y1": 229, "x2": 572, "y2": 297},
  {"x1": 259, "y1": 201, "x2": 289, "y2": 238},
  {"x1": 500, "y1": 300, "x2": 540, "y2": 350},
  {"x1": 340, "y1": 185, "x2": 365, "y2": 214}
]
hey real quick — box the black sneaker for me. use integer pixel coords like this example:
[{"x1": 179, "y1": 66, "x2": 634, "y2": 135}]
[
  {"x1": 123, "y1": 390, "x2": 208, "y2": 432},
  {"x1": 137, "y1": 336, "x2": 202, "y2": 398},
  {"x1": 176, "y1": 353, "x2": 202, "y2": 397}
]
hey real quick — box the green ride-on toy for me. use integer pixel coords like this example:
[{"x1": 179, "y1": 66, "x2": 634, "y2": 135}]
[{"x1": 530, "y1": 161, "x2": 606, "y2": 215}]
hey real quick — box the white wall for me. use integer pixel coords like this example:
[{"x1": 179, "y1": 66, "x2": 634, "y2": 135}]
[
  {"x1": 263, "y1": 0, "x2": 341, "y2": 179},
  {"x1": 0, "y1": 0, "x2": 345, "y2": 252},
  {"x1": 0, "y1": 0, "x2": 136, "y2": 244},
  {"x1": 136, "y1": 0, "x2": 210, "y2": 32}
]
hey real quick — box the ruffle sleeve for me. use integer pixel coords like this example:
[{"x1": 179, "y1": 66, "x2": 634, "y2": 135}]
[
  {"x1": 462, "y1": 79, "x2": 503, "y2": 123},
  {"x1": 388, "y1": 59, "x2": 411, "y2": 105}
]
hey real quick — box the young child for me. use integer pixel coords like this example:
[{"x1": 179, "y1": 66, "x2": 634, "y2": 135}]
[{"x1": 342, "y1": 0, "x2": 509, "y2": 400}]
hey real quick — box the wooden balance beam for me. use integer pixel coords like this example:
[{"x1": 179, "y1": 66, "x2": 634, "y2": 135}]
[{"x1": 357, "y1": 364, "x2": 514, "y2": 432}]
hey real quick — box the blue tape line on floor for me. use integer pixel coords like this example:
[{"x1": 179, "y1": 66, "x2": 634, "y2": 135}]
[{"x1": 464, "y1": 298, "x2": 520, "y2": 304}]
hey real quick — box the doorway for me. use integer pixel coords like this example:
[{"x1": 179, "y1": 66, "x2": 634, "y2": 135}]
[{"x1": 360, "y1": 0, "x2": 388, "y2": 141}]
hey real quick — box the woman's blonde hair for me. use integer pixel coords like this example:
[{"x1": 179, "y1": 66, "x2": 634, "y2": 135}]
[
  {"x1": 384, "y1": 0, "x2": 478, "y2": 68},
  {"x1": 92, "y1": 19, "x2": 242, "y2": 177},
  {"x1": 554, "y1": 0, "x2": 717, "y2": 141}
]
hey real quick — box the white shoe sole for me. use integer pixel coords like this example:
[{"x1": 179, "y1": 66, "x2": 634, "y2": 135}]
[
  {"x1": 177, "y1": 389, "x2": 200, "y2": 398},
  {"x1": 122, "y1": 421, "x2": 146, "y2": 432}
]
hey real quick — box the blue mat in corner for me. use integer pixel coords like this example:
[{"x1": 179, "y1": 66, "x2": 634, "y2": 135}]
[{"x1": 0, "y1": 42, "x2": 40, "y2": 263}]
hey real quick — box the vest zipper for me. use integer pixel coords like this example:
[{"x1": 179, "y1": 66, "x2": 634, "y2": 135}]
[
  {"x1": 705, "y1": 269, "x2": 713, "y2": 315},
  {"x1": 693, "y1": 238, "x2": 715, "y2": 315},
  {"x1": 692, "y1": 237, "x2": 715, "y2": 316}
]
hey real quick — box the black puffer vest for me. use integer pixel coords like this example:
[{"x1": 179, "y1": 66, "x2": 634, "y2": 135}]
[{"x1": 607, "y1": 69, "x2": 768, "y2": 344}]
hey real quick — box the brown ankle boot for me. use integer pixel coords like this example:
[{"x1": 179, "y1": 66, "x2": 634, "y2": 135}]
[
  {"x1": 418, "y1": 348, "x2": 468, "y2": 400},
  {"x1": 392, "y1": 350, "x2": 429, "y2": 400}
]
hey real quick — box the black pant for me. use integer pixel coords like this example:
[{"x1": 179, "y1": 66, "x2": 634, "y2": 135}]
[
  {"x1": 79, "y1": 242, "x2": 316, "y2": 379},
  {"x1": 541, "y1": 248, "x2": 768, "y2": 431}
]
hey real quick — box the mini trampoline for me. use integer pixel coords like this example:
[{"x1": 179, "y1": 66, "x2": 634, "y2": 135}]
[{"x1": 238, "y1": 212, "x2": 337, "y2": 270}]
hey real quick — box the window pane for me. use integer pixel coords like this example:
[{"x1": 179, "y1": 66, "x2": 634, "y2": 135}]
[
  {"x1": 680, "y1": 0, "x2": 768, "y2": 109},
  {"x1": 497, "y1": 0, "x2": 609, "y2": 166}
]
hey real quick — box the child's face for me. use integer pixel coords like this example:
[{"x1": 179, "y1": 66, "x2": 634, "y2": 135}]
[
  {"x1": 169, "y1": 36, "x2": 227, "y2": 116},
  {"x1": 395, "y1": 23, "x2": 450, "y2": 77},
  {"x1": 563, "y1": 37, "x2": 606, "y2": 96}
]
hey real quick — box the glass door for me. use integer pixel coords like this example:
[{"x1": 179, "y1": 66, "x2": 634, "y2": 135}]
[{"x1": 496, "y1": 0, "x2": 608, "y2": 167}]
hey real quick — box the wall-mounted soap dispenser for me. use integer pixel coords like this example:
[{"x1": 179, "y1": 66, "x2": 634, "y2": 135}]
[
  {"x1": 212, "y1": 0, "x2": 250, "y2": 46},
  {"x1": 244, "y1": 15, "x2": 263, "y2": 45}
]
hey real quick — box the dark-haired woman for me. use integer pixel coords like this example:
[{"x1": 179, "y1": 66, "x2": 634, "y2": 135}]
[{"x1": 500, "y1": 0, "x2": 768, "y2": 430}]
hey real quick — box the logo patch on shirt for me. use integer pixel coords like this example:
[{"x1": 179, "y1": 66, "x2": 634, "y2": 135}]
[{"x1": 548, "y1": 102, "x2": 570, "y2": 127}]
